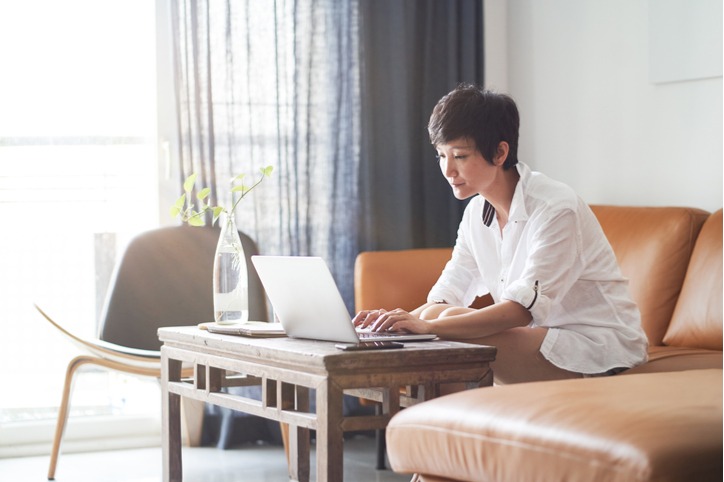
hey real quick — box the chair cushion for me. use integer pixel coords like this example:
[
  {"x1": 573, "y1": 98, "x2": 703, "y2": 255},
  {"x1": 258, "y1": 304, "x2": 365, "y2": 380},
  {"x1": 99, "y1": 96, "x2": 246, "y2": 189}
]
[
  {"x1": 590, "y1": 205, "x2": 709, "y2": 346},
  {"x1": 387, "y1": 369, "x2": 723, "y2": 482},
  {"x1": 663, "y1": 210, "x2": 723, "y2": 350}
]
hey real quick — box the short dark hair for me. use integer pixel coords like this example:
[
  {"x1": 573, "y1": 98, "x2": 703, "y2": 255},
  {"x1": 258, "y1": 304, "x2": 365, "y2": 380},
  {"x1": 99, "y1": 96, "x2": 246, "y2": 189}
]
[{"x1": 428, "y1": 84, "x2": 520, "y2": 170}]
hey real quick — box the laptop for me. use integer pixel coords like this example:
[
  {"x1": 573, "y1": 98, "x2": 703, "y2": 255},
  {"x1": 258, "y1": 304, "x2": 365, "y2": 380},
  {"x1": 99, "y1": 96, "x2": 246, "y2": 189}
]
[{"x1": 250, "y1": 255, "x2": 437, "y2": 344}]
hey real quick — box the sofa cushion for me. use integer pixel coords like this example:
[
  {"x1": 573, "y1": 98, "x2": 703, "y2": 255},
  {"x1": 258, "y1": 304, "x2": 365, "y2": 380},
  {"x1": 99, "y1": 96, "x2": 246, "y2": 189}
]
[
  {"x1": 624, "y1": 345, "x2": 722, "y2": 374},
  {"x1": 590, "y1": 205, "x2": 709, "y2": 346},
  {"x1": 663, "y1": 209, "x2": 723, "y2": 350},
  {"x1": 387, "y1": 369, "x2": 723, "y2": 482}
]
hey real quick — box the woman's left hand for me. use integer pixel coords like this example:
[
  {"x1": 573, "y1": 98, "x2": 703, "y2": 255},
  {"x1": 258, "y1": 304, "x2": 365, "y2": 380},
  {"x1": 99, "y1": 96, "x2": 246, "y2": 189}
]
[{"x1": 369, "y1": 308, "x2": 433, "y2": 334}]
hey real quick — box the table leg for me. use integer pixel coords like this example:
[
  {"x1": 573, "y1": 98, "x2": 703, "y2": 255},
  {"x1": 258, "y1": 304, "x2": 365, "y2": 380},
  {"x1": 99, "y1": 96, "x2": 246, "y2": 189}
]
[
  {"x1": 283, "y1": 383, "x2": 310, "y2": 482},
  {"x1": 161, "y1": 351, "x2": 183, "y2": 482},
  {"x1": 374, "y1": 404, "x2": 386, "y2": 470},
  {"x1": 315, "y1": 380, "x2": 344, "y2": 481}
]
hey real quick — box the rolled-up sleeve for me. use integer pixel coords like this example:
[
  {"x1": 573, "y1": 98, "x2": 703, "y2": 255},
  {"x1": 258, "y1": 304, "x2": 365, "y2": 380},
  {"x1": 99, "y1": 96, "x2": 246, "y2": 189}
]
[
  {"x1": 427, "y1": 256, "x2": 482, "y2": 307},
  {"x1": 502, "y1": 278, "x2": 551, "y2": 323}
]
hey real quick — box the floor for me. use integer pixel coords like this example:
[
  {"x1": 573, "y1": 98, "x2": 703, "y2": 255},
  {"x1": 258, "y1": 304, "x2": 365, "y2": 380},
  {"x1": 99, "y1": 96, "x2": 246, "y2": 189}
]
[{"x1": 0, "y1": 435, "x2": 411, "y2": 482}]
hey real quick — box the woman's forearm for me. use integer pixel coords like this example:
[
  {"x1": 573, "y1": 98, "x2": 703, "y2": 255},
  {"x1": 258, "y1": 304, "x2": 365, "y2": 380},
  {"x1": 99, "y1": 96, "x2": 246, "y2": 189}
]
[{"x1": 428, "y1": 300, "x2": 532, "y2": 339}]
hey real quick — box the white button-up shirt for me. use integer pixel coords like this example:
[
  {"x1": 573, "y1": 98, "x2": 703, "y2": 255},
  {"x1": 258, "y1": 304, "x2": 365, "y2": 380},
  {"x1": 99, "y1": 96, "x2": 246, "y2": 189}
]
[{"x1": 428, "y1": 162, "x2": 648, "y2": 374}]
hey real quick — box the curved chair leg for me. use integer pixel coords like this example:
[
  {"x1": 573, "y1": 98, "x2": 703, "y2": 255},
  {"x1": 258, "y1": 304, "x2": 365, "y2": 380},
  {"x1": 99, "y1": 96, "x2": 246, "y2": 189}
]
[
  {"x1": 180, "y1": 398, "x2": 205, "y2": 447},
  {"x1": 280, "y1": 422, "x2": 290, "y2": 465},
  {"x1": 47, "y1": 353, "x2": 169, "y2": 479},
  {"x1": 47, "y1": 355, "x2": 99, "y2": 480}
]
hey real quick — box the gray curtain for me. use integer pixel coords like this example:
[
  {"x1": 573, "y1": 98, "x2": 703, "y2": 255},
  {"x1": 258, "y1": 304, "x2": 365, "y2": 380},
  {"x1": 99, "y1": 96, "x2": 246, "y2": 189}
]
[
  {"x1": 358, "y1": 0, "x2": 485, "y2": 252},
  {"x1": 171, "y1": 0, "x2": 483, "y2": 309},
  {"x1": 172, "y1": 0, "x2": 361, "y2": 307}
]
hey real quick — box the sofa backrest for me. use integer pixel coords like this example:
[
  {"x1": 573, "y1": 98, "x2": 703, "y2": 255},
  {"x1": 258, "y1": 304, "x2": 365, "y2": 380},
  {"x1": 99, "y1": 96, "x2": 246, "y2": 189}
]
[
  {"x1": 590, "y1": 205, "x2": 710, "y2": 346},
  {"x1": 355, "y1": 248, "x2": 452, "y2": 312},
  {"x1": 663, "y1": 209, "x2": 723, "y2": 350}
]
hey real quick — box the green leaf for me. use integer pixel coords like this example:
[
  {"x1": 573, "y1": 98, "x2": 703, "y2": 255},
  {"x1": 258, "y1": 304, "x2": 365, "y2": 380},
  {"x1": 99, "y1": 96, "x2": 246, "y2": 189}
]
[
  {"x1": 212, "y1": 206, "x2": 224, "y2": 225},
  {"x1": 174, "y1": 193, "x2": 186, "y2": 209},
  {"x1": 231, "y1": 185, "x2": 247, "y2": 193},
  {"x1": 197, "y1": 187, "x2": 211, "y2": 200},
  {"x1": 232, "y1": 173, "x2": 246, "y2": 182},
  {"x1": 170, "y1": 194, "x2": 187, "y2": 218},
  {"x1": 188, "y1": 212, "x2": 205, "y2": 226},
  {"x1": 261, "y1": 165, "x2": 274, "y2": 177},
  {"x1": 183, "y1": 173, "x2": 197, "y2": 193}
]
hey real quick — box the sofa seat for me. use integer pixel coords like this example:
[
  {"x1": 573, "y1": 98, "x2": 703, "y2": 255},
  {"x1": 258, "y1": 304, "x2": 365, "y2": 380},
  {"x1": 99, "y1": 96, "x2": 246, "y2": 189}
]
[
  {"x1": 625, "y1": 345, "x2": 722, "y2": 374},
  {"x1": 386, "y1": 369, "x2": 723, "y2": 482}
]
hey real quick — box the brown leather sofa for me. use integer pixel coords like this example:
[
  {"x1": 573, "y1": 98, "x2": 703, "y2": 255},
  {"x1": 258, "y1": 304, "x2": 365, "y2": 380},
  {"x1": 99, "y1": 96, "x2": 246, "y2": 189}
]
[{"x1": 354, "y1": 206, "x2": 723, "y2": 482}]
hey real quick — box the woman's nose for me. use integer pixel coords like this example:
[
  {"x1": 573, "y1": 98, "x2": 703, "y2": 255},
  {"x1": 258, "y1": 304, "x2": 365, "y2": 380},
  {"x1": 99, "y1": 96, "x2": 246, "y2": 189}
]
[{"x1": 442, "y1": 158, "x2": 456, "y2": 178}]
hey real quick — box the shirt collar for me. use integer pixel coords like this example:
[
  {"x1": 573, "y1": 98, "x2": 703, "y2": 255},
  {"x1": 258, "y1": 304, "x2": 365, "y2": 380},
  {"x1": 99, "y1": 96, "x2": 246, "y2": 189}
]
[
  {"x1": 481, "y1": 162, "x2": 531, "y2": 228},
  {"x1": 509, "y1": 162, "x2": 530, "y2": 222},
  {"x1": 482, "y1": 199, "x2": 496, "y2": 227}
]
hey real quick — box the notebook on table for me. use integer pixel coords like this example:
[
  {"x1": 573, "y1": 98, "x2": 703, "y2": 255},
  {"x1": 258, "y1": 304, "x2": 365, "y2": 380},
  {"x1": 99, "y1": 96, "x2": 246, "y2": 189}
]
[
  {"x1": 250, "y1": 255, "x2": 437, "y2": 344},
  {"x1": 202, "y1": 320, "x2": 286, "y2": 337}
]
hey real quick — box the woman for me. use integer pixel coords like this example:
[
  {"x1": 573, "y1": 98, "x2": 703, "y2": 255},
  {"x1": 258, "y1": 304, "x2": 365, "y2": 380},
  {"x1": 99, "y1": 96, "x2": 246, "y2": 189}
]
[{"x1": 353, "y1": 85, "x2": 648, "y2": 383}]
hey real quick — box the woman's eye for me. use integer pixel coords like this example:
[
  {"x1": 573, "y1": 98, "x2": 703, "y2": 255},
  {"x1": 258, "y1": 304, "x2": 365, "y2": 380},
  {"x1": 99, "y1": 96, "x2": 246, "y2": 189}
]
[{"x1": 454, "y1": 155, "x2": 467, "y2": 160}]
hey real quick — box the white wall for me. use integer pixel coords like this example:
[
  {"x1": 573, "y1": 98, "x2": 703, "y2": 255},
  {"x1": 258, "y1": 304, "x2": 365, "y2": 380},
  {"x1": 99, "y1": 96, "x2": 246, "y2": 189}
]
[{"x1": 485, "y1": 0, "x2": 722, "y2": 212}]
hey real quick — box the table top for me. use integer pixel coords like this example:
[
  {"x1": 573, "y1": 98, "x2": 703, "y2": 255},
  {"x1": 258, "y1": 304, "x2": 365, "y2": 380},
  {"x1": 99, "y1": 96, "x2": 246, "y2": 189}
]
[{"x1": 159, "y1": 325, "x2": 496, "y2": 374}]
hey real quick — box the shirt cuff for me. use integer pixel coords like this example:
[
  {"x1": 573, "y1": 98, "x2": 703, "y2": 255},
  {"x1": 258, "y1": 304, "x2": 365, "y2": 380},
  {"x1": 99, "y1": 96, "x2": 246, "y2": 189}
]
[
  {"x1": 502, "y1": 279, "x2": 550, "y2": 322},
  {"x1": 427, "y1": 286, "x2": 461, "y2": 306}
]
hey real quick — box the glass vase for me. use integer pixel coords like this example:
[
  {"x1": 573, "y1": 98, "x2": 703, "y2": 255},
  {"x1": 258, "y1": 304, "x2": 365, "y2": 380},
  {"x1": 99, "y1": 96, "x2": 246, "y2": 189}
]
[{"x1": 213, "y1": 213, "x2": 249, "y2": 324}]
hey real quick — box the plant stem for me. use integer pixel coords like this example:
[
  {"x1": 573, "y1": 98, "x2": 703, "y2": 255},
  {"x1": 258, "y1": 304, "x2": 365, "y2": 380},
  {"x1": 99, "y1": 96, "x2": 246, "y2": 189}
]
[{"x1": 230, "y1": 172, "x2": 267, "y2": 213}]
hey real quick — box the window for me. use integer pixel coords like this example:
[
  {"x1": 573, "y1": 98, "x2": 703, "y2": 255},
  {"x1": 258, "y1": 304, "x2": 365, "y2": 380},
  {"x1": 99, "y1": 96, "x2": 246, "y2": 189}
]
[{"x1": 0, "y1": 0, "x2": 163, "y2": 456}]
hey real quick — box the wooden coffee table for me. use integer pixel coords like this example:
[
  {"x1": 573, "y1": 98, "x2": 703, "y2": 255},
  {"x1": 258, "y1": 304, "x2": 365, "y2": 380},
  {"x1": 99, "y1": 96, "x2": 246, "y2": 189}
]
[{"x1": 159, "y1": 326, "x2": 496, "y2": 482}]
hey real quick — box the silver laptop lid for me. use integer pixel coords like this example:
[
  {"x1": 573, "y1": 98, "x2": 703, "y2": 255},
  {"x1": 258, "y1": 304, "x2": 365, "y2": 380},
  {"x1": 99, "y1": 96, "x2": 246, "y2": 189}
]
[
  {"x1": 251, "y1": 256, "x2": 360, "y2": 343},
  {"x1": 251, "y1": 255, "x2": 436, "y2": 343}
]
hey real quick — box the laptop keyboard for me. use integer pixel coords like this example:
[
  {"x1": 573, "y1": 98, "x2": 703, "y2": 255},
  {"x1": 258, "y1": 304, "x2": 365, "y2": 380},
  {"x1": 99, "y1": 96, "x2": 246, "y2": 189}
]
[{"x1": 356, "y1": 329, "x2": 408, "y2": 339}]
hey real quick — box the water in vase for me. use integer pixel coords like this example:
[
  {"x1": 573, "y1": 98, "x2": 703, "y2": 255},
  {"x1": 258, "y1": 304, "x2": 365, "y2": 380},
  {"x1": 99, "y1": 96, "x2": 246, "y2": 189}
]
[{"x1": 213, "y1": 221, "x2": 249, "y2": 324}]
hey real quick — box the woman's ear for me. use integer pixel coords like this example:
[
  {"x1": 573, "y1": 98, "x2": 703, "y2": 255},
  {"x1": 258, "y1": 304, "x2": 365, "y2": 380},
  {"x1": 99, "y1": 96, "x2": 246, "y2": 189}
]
[{"x1": 493, "y1": 141, "x2": 509, "y2": 167}]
